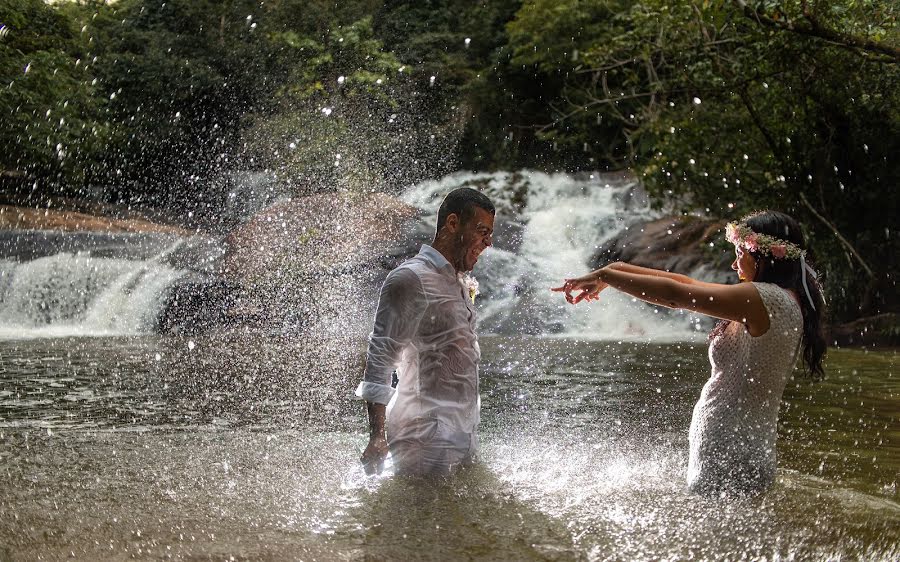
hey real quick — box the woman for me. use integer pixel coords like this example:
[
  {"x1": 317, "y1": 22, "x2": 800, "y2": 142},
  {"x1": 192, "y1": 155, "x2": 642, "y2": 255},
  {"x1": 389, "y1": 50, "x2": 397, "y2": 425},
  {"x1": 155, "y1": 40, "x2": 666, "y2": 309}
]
[{"x1": 552, "y1": 211, "x2": 826, "y2": 496}]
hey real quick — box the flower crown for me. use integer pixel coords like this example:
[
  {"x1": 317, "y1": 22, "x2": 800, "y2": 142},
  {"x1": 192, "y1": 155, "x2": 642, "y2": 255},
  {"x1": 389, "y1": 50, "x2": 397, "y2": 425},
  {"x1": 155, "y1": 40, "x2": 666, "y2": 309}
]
[{"x1": 725, "y1": 222, "x2": 806, "y2": 259}]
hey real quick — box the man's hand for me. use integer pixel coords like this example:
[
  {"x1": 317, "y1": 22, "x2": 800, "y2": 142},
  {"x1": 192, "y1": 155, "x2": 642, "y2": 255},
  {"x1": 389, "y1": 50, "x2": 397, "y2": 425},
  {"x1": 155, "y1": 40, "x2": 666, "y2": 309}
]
[
  {"x1": 361, "y1": 433, "x2": 389, "y2": 475},
  {"x1": 551, "y1": 269, "x2": 608, "y2": 304}
]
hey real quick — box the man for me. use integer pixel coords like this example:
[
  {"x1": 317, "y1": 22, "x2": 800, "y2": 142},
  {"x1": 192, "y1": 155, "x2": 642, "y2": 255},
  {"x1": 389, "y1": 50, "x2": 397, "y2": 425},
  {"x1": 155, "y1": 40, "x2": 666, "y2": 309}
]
[{"x1": 356, "y1": 187, "x2": 495, "y2": 475}]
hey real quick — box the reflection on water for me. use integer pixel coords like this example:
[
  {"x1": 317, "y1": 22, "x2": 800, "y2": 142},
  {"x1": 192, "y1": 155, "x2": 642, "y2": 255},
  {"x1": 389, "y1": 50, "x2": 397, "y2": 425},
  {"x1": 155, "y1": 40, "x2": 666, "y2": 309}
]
[{"x1": 0, "y1": 336, "x2": 897, "y2": 560}]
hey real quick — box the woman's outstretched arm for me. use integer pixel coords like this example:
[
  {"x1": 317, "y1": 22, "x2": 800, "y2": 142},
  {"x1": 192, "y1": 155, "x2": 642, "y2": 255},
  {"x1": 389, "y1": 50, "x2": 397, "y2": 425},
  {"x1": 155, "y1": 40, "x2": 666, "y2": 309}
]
[
  {"x1": 552, "y1": 264, "x2": 770, "y2": 335},
  {"x1": 603, "y1": 262, "x2": 721, "y2": 288}
]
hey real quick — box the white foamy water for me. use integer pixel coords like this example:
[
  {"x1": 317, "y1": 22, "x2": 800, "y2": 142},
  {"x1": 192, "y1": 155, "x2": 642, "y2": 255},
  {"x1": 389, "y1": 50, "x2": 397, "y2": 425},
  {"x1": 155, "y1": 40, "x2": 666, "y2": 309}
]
[
  {"x1": 401, "y1": 170, "x2": 705, "y2": 341},
  {"x1": 0, "y1": 243, "x2": 186, "y2": 339}
]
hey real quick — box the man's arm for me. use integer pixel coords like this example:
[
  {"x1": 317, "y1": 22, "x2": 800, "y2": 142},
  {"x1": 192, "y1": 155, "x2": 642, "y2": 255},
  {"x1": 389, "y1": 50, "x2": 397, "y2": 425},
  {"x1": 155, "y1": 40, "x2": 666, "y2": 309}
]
[
  {"x1": 360, "y1": 402, "x2": 387, "y2": 474},
  {"x1": 356, "y1": 267, "x2": 426, "y2": 474}
]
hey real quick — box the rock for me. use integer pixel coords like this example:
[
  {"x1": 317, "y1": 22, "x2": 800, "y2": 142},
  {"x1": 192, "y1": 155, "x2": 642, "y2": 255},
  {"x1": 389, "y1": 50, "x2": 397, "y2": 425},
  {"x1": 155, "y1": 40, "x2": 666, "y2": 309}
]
[
  {"x1": 220, "y1": 191, "x2": 422, "y2": 333},
  {"x1": 158, "y1": 276, "x2": 238, "y2": 335},
  {"x1": 0, "y1": 230, "x2": 185, "y2": 262},
  {"x1": 591, "y1": 216, "x2": 735, "y2": 283},
  {"x1": 0, "y1": 205, "x2": 191, "y2": 235},
  {"x1": 222, "y1": 192, "x2": 420, "y2": 284},
  {"x1": 827, "y1": 313, "x2": 900, "y2": 348}
]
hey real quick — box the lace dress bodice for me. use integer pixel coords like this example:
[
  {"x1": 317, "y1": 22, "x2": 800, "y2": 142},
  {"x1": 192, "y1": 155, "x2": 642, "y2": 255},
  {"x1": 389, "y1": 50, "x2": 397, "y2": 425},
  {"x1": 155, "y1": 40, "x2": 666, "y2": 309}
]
[{"x1": 688, "y1": 282, "x2": 803, "y2": 495}]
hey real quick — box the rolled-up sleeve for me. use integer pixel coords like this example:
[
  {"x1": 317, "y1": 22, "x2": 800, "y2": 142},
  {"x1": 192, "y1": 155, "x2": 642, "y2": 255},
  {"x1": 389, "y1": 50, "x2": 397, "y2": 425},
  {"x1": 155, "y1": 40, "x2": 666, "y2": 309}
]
[{"x1": 355, "y1": 267, "x2": 426, "y2": 404}]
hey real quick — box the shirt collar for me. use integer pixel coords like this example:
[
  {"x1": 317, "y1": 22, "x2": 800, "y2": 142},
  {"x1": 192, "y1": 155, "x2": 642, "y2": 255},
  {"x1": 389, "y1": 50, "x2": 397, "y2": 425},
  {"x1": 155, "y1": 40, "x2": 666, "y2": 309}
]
[{"x1": 419, "y1": 244, "x2": 456, "y2": 275}]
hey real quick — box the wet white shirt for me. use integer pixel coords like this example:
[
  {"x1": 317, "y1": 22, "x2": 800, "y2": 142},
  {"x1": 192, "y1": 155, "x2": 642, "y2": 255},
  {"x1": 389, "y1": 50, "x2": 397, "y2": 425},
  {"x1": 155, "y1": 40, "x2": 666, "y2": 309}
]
[{"x1": 355, "y1": 245, "x2": 481, "y2": 471}]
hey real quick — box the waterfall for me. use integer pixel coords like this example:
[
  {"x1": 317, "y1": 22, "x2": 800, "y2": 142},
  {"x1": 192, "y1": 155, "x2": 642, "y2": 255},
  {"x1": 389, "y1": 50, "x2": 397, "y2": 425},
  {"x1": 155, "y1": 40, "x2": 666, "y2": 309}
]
[
  {"x1": 401, "y1": 171, "x2": 705, "y2": 341},
  {"x1": 0, "y1": 238, "x2": 188, "y2": 339}
]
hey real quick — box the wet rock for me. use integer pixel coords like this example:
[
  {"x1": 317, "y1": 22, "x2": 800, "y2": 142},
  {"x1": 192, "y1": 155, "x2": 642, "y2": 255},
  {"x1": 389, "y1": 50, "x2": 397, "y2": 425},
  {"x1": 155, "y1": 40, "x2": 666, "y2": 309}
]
[
  {"x1": 220, "y1": 191, "x2": 421, "y2": 333},
  {"x1": 827, "y1": 313, "x2": 900, "y2": 348},
  {"x1": 158, "y1": 276, "x2": 238, "y2": 335},
  {"x1": 0, "y1": 205, "x2": 191, "y2": 235},
  {"x1": 0, "y1": 230, "x2": 185, "y2": 262},
  {"x1": 591, "y1": 216, "x2": 735, "y2": 283}
]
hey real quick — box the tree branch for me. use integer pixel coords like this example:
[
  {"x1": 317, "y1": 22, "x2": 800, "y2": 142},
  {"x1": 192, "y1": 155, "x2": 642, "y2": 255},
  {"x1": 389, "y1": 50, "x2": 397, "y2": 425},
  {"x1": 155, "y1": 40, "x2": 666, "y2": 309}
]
[
  {"x1": 574, "y1": 58, "x2": 641, "y2": 74},
  {"x1": 731, "y1": 0, "x2": 900, "y2": 61},
  {"x1": 799, "y1": 192, "x2": 875, "y2": 279},
  {"x1": 737, "y1": 88, "x2": 784, "y2": 162}
]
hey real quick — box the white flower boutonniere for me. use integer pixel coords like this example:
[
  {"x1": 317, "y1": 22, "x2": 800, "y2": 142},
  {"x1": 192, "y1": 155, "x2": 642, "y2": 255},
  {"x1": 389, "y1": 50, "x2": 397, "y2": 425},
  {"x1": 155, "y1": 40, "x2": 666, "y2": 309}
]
[{"x1": 460, "y1": 273, "x2": 479, "y2": 304}]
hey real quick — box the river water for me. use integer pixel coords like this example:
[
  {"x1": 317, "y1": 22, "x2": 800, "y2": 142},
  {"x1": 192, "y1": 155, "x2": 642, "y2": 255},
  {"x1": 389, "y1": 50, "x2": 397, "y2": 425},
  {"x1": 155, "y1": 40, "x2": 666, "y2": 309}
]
[{"x1": 0, "y1": 334, "x2": 896, "y2": 560}]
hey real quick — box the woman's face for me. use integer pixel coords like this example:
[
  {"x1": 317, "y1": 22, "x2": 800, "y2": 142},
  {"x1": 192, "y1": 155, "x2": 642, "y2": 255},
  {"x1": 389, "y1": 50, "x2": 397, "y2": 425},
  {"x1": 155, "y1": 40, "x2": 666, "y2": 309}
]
[{"x1": 732, "y1": 246, "x2": 757, "y2": 282}]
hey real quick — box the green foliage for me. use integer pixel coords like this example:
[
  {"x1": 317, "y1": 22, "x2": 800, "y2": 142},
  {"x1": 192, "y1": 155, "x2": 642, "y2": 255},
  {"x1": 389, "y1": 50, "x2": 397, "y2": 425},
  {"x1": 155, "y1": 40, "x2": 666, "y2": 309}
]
[
  {"x1": 3, "y1": 0, "x2": 896, "y2": 322},
  {"x1": 497, "y1": 0, "x2": 899, "y2": 321},
  {"x1": 0, "y1": 0, "x2": 105, "y2": 190},
  {"x1": 242, "y1": 15, "x2": 429, "y2": 194},
  {"x1": 73, "y1": 0, "x2": 280, "y2": 207}
]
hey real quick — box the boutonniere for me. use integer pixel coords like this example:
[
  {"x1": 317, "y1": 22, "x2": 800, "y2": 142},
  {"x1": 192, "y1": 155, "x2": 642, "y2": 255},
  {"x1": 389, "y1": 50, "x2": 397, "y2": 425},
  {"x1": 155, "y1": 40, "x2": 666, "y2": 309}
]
[{"x1": 460, "y1": 273, "x2": 479, "y2": 303}]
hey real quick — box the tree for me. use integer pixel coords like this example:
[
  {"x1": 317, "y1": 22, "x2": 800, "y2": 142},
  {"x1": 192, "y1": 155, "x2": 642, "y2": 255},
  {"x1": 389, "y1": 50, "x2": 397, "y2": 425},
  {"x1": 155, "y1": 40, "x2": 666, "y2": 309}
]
[
  {"x1": 241, "y1": 15, "x2": 416, "y2": 195},
  {"x1": 500, "y1": 0, "x2": 899, "y2": 321},
  {"x1": 68, "y1": 0, "x2": 280, "y2": 210},
  {"x1": 0, "y1": 0, "x2": 105, "y2": 194}
]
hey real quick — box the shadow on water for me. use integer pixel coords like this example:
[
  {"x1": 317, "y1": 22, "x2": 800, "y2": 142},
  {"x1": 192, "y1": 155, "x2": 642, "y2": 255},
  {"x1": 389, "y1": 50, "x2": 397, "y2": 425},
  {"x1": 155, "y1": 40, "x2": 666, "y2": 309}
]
[{"x1": 336, "y1": 466, "x2": 580, "y2": 561}]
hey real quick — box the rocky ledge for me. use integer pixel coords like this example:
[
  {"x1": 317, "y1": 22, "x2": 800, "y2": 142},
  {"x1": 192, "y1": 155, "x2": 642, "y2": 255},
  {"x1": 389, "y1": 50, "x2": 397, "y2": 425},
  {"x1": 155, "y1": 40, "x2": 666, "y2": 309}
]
[
  {"x1": 0, "y1": 205, "x2": 192, "y2": 235},
  {"x1": 591, "y1": 215, "x2": 734, "y2": 283}
]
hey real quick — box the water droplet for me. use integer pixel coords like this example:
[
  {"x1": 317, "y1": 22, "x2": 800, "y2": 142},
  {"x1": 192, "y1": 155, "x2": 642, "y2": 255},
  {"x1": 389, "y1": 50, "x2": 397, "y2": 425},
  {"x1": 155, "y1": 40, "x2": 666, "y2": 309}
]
[
  {"x1": 429, "y1": 76, "x2": 436, "y2": 86},
  {"x1": 188, "y1": 341, "x2": 196, "y2": 351},
  {"x1": 692, "y1": 97, "x2": 701, "y2": 105},
  {"x1": 337, "y1": 75, "x2": 345, "y2": 84},
  {"x1": 464, "y1": 38, "x2": 471, "y2": 47}
]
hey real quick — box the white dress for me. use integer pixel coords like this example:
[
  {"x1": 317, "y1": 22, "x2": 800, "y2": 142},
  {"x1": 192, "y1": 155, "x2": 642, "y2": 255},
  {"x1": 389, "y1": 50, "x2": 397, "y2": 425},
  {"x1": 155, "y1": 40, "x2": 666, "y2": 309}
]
[{"x1": 688, "y1": 282, "x2": 803, "y2": 495}]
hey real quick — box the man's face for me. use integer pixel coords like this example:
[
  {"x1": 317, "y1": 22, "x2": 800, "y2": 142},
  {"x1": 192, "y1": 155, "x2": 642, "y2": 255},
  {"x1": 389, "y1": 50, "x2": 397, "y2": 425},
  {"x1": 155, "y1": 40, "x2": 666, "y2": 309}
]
[{"x1": 454, "y1": 207, "x2": 494, "y2": 272}]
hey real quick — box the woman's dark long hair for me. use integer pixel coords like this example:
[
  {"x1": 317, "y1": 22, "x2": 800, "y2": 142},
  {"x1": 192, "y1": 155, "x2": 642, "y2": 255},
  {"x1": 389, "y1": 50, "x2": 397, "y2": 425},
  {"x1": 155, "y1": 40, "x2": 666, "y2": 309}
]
[{"x1": 711, "y1": 211, "x2": 827, "y2": 379}]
